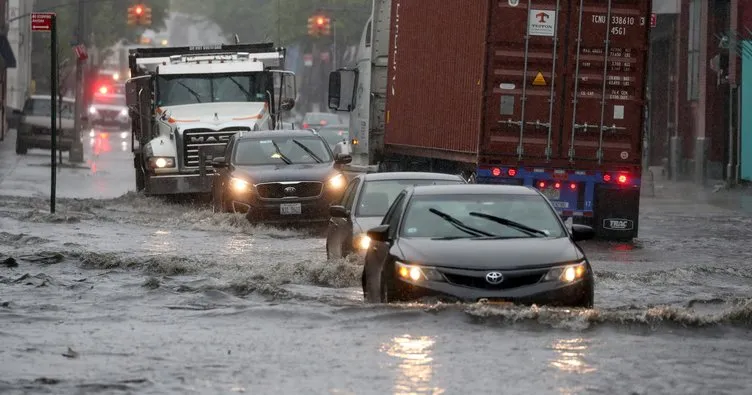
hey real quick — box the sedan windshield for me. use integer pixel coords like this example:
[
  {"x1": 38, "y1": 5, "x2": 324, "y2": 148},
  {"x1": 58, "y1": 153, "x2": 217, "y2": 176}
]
[
  {"x1": 234, "y1": 137, "x2": 332, "y2": 166},
  {"x1": 400, "y1": 194, "x2": 565, "y2": 238},
  {"x1": 156, "y1": 72, "x2": 271, "y2": 106},
  {"x1": 356, "y1": 179, "x2": 464, "y2": 217}
]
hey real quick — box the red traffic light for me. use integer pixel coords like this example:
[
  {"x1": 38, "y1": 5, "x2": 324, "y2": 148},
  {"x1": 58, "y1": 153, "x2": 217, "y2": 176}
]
[
  {"x1": 317, "y1": 17, "x2": 325, "y2": 25},
  {"x1": 135, "y1": 5, "x2": 143, "y2": 14}
]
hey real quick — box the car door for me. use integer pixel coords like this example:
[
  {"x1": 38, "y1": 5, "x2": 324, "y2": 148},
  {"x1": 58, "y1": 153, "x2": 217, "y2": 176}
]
[
  {"x1": 363, "y1": 191, "x2": 407, "y2": 296},
  {"x1": 327, "y1": 176, "x2": 361, "y2": 256},
  {"x1": 212, "y1": 137, "x2": 236, "y2": 208}
]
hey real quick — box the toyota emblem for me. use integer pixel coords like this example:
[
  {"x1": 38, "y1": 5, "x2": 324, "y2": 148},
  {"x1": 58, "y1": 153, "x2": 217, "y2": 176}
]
[
  {"x1": 485, "y1": 271, "x2": 504, "y2": 284},
  {"x1": 284, "y1": 186, "x2": 297, "y2": 195}
]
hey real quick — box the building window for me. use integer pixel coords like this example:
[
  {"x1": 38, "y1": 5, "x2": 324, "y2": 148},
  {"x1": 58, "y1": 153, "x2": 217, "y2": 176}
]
[{"x1": 687, "y1": 0, "x2": 701, "y2": 100}]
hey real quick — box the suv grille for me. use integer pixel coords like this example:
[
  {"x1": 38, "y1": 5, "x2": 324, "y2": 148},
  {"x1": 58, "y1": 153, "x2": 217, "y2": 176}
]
[
  {"x1": 182, "y1": 128, "x2": 248, "y2": 168},
  {"x1": 256, "y1": 182, "x2": 323, "y2": 199}
]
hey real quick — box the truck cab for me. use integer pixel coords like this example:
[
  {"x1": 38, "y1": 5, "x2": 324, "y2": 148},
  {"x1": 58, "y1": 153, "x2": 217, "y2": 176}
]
[{"x1": 126, "y1": 43, "x2": 297, "y2": 196}]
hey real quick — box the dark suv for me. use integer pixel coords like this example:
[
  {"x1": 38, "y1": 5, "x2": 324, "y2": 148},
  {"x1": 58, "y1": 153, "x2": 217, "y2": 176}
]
[{"x1": 210, "y1": 130, "x2": 352, "y2": 224}]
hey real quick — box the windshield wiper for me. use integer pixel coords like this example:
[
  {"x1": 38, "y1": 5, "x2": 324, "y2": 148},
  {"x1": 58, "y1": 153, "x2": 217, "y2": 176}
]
[
  {"x1": 226, "y1": 76, "x2": 253, "y2": 100},
  {"x1": 292, "y1": 139, "x2": 323, "y2": 163},
  {"x1": 176, "y1": 81, "x2": 202, "y2": 103},
  {"x1": 429, "y1": 208, "x2": 497, "y2": 238},
  {"x1": 270, "y1": 141, "x2": 292, "y2": 164},
  {"x1": 468, "y1": 212, "x2": 548, "y2": 238}
]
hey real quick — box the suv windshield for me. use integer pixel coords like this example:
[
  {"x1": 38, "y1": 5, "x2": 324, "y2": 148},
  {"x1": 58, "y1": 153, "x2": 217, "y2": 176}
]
[
  {"x1": 400, "y1": 194, "x2": 565, "y2": 238},
  {"x1": 234, "y1": 136, "x2": 332, "y2": 166},
  {"x1": 156, "y1": 72, "x2": 272, "y2": 106},
  {"x1": 24, "y1": 99, "x2": 74, "y2": 119},
  {"x1": 356, "y1": 179, "x2": 464, "y2": 217}
]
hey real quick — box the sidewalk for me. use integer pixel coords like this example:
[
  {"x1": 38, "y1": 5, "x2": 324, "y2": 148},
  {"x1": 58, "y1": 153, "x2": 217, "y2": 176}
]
[{"x1": 0, "y1": 128, "x2": 135, "y2": 199}]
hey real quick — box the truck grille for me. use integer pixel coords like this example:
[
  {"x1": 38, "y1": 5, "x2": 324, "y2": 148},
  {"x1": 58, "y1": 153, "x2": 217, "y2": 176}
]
[
  {"x1": 256, "y1": 182, "x2": 323, "y2": 199},
  {"x1": 182, "y1": 128, "x2": 248, "y2": 168}
]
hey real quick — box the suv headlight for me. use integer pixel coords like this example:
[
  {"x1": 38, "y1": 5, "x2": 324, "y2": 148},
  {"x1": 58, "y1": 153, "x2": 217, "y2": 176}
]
[
  {"x1": 395, "y1": 261, "x2": 445, "y2": 282},
  {"x1": 327, "y1": 173, "x2": 345, "y2": 189},
  {"x1": 542, "y1": 260, "x2": 588, "y2": 283},
  {"x1": 230, "y1": 177, "x2": 253, "y2": 192},
  {"x1": 148, "y1": 156, "x2": 175, "y2": 168}
]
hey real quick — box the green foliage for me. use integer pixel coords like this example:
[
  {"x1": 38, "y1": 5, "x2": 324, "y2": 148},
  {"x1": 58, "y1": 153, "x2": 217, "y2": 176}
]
[
  {"x1": 31, "y1": 0, "x2": 170, "y2": 93},
  {"x1": 172, "y1": 0, "x2": 371, "y2": 46}
]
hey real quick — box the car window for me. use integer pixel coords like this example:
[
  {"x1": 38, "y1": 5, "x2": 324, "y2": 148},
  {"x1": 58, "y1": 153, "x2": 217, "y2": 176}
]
[
  {"x1": 24, "y1": 98, "x2": 74, "y2": 119},
  {"x1": 356, "y1": 178, "x2": 464, "y2": 217},
  {"x1": 385, "y1": 192, "x2": 407, "y2": 238},
  {"x1": 92, "y1": 94, "x2": 126, "y2": 106},
  {"x1": 400, "y1": 193, "x2": 565, "y2": 238},
  {"x1": 381, "y1": 191, "x2": 407, "y2": 226},
  {"x1": 341, "y1": 178, "x2": 361, "y2": 210},
  {"x1": 234, "y1": 136, "x2": 332, "y2": 165}
]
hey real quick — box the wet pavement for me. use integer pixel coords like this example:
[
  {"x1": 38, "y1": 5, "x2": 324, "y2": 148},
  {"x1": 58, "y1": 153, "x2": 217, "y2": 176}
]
[{"x1": 1, "y1": 128, "x2": 752, "y2": 394}]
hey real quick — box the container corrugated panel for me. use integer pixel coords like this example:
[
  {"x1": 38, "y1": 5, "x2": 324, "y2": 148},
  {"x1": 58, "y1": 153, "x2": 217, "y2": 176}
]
[
  {"x1": 383, "y1": 0, "x2": 489, "y2": 156},
  {"x1": 482, "y1": 0, "x2": 651, "y2": 170}
]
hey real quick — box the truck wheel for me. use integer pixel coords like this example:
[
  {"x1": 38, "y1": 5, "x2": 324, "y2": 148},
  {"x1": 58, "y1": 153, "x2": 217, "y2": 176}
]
[{"x1": 15, "y1": 137, "x2": 27, "y2": 154}]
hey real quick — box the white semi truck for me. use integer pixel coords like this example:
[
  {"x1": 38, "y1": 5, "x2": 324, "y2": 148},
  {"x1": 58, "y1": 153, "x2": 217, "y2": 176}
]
[{"x1": 125, "y1": 43, "x2": 296, "y2": 196}]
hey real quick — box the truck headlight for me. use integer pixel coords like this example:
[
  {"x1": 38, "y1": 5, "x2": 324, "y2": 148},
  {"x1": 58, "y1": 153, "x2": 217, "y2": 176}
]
[
  {"x1": 148, "y1": 157, "x2": 175, "y2": 168},
  {"x1": 542, "y1": 261, "x2": 588, "y2": 283},
  {"x1": 230, "y1": 177, "x2": 252, "y2": 192},
  {"x1": 395, "y1": 261, "x2": 445, "y2": 282},
  {"x1": 327, "y1": 173, "x2": 345, "y2": 189}
]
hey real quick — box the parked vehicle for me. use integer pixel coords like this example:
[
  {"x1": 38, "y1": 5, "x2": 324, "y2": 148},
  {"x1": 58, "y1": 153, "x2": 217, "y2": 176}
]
[
  {"x1": 362, "y1": 184, "x2": 595, "y2": 307},
  {"x1": 328, "y1": 0, "x2": 650, "y2": 241},
  {"x1": 209, "y1": 130, "x2": 352, "y2": 224},
  {"x1": 326, "y1": 172, "x2": 466, "y2": 259},
  {"x1": 15, "y1": 95, "x2": 76, "y2": 154}
]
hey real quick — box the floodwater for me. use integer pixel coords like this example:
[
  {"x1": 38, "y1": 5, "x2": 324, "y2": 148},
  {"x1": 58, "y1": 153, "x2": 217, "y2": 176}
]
[{"x1": 2, "y1": 188, "x2": 751, "y2": 394}]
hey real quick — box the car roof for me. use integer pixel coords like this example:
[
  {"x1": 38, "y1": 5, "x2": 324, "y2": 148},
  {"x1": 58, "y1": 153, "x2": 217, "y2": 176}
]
[
  {"x1": 235, "y1": 129, "x2": 318, "y2": 139},
  {"x1": 409, "y1": 184, "x2": 539, "y2": 196},
  {"x1": 30, "y1": 95, "x2": 75, "y2": 103},
  {"x1": 362, "y1": 172, "x2": 464, "y2": 182}
]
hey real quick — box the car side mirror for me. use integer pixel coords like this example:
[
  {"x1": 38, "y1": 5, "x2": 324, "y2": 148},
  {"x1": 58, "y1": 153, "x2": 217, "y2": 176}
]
[
  {"x1": 334, "y1": 153, "x2": 352, "y2": 165},
  {"x1": 328, "y1": 69, "x2": 358, "y2": 111},
  {"x1": 211, "y1": 157, "x2": 228, "y2": 167},
  {"x1": 367, "y1": 224, "x2": 391, "y2": 243},
  {"x1": 571, "y1": 224, "x2": 595, "y2": 242},
  {"x1": 329, "y1": 205, "x2": 350, "y2": 218}
]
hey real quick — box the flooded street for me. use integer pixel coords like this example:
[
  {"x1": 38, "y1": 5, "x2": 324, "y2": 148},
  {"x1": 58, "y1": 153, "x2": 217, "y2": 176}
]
[{"x1": 1, "y1": 131, "x2": 752, "y2": 394}]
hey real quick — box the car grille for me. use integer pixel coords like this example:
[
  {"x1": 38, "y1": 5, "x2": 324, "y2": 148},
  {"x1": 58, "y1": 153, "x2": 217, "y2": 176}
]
[
  {"x1": 442, "y1": 271, "x2": 544, "y2": 290},
  {"x1": 98, "y1": 109, "x2": 122, "y2": 119},
  {"x1": 256, "y1": 182, "x2": 323, "y2": 199},
  {"x1": 182, "y1": 128, "x2": 249, "y2": 168}
]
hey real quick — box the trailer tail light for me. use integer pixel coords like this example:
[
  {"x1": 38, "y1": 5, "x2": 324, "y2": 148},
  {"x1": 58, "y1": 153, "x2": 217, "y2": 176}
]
[
  {"x1": 492, "y1": 167, "x2": 501, "y2": 176},
  {"x1": 554, "y1": 182, "x2": 561, "y2": 189},
  {"x1": 569, "y1": 183, "x2": 577, "y2": 190},
  {"x1": 603, "y1": 174, "x2": 612, "y2": 182},
  {"x1": 617, "y1": 174, "x2": 628, "y2": 184},
  {"x1": 507, "y1": 168, "x2": 517, "y2": 177},
  {"x1": 538, "y1": 181, "x2": 545, "y2": 188}
]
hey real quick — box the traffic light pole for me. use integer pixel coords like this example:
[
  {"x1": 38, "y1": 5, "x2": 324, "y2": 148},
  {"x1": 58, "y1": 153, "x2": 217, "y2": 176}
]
[
  {"x1": 50, "y1": 14, "x2": 58, "y2": 213},
  {"x1": 332, "y1": 17, "x2": 337, "y2": 69},
  {"x1": 69, "y1": 0, "x2": 85, "y2": 163}
]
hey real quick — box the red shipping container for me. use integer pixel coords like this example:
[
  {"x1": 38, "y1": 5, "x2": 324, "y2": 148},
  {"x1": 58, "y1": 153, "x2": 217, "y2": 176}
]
[{"x1": 384, "y1": 0, "x2": 651, "y2": 171}]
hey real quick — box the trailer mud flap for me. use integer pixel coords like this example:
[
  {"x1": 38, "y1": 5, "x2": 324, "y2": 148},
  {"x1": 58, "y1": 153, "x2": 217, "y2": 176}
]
[{"x1": 593, "y1": 186, "x2": 640, "y2": 241}]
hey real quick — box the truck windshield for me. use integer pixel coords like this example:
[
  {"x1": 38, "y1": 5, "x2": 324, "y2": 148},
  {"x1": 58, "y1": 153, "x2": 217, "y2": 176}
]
[{"x1": 156, "y1": 72, "x2": 272, "y2": 106}]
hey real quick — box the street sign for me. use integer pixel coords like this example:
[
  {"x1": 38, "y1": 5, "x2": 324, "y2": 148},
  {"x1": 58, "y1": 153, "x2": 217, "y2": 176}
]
[
  {"x1": 650, "y1": 13, "x2": 657, "y2": 28},
  {"x1": 31, "y1": 12, "x2": 54, "y2": 32}
]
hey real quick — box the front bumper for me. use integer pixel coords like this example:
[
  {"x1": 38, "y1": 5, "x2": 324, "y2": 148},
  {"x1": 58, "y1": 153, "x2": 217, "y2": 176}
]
[
  {"x1": 394, "y1": 271, "x2": 594, "y2": 307},
  {"x1": 145, "y1": 173, "x2": 215, "y2": 195},
  {"x1": 18, "y1": 133, "x2": 76, "y2": 150},
  {"x1": 227, "y1": 187, "x2": 341, "y2": 224}
]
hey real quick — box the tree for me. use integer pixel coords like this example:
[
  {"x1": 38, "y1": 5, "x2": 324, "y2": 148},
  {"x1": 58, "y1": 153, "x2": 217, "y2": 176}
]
[
  {"x1": 172, "y1": 0, "x2": 370, "y2": 47},
  {"x1": 31, "y1": 0, "x2": 170, "y2": 93}
]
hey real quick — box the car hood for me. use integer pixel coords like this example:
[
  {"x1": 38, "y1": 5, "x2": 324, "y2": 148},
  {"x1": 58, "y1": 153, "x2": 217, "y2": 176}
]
[
  {"x1": 395, "y1": 237, "x2": 583, "y2": 270},
  {"x1": 232, "y1": 162, "x2": 337, "y2": 184},
  {"x1": 353, "y1": 216, "x2": 383, "y2": 234},
  {"x1": 91, "y1": 104, "x2": 126, "y2": 111},
  {"x1": 160, "y1": 102, "x2": 266, "y2": 124}
]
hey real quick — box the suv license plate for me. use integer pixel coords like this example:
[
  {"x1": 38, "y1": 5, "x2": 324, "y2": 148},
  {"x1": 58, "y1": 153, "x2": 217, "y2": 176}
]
[
  {"x1": 280, "y1": 203, "x2": 301, "y2": 215},
  {"x1": 541, "y1": 188, "x2": 560, "y2": 200}
]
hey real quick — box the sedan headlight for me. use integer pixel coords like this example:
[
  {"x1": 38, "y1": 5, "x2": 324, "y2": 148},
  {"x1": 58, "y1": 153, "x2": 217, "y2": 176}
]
[
  {"x1": 542, "y1": 261, "x2": 588, "y2": 283},
  {"x1": 395, "y1": 261, "x2": 445, "y2": 282},
  {"x1": 148, "y1": 156, "x2": 175, "y2": 168},
  {"x1": 230, "y1": 177, "x2": 252, "y2": 192},
  {"x1": 327, "y1": 173, "x2": 345, "y2": 189}
]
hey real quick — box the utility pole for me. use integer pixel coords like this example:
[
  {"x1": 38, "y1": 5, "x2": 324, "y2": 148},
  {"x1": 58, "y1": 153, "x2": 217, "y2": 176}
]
[{"x1": 69, "y1": 0, "x2": 85, "y2": 163}]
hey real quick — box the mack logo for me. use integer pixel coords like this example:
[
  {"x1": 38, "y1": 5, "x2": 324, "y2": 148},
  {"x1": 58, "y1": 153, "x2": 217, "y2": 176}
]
[
  {"x1": 603, "y1": 218, "x2": 634, "y2": 231},
  {"x1": 189, "y1": 135, "x2": 231, "y2": 144}
]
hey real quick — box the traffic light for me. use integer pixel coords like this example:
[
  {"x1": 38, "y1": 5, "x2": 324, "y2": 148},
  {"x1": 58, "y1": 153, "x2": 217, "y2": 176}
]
[
  {"x1": 127, "y1": 4, "x2": 152, "y2": 26},
  {"x1": 307, "y1": 14, "x2": 331, "y2": 36}
]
